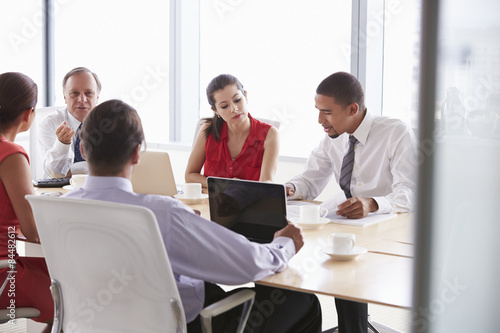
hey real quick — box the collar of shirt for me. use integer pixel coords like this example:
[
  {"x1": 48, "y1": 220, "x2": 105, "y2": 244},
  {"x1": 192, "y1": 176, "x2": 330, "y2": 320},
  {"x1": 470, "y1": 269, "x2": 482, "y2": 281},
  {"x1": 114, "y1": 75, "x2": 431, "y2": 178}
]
[
  {"x1": 83, "y1": 176, "x2": 134, "y2": 192},
  {"x1": 65, "y1": 107, "x2": 82, "y2": 131},
  {"x1": 351, "y1": 112, "x2": 375, "y2": 146}
]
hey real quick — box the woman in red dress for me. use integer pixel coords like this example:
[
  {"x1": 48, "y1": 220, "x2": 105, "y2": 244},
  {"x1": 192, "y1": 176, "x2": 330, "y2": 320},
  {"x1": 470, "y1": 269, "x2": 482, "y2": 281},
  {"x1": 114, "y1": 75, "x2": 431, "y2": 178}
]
[
  {"x1": 185, "y1": 74, "x2": 280, "y2": 187},
  {"x1": 0, "y1": 72, "x2": 53, "y2": 332}
]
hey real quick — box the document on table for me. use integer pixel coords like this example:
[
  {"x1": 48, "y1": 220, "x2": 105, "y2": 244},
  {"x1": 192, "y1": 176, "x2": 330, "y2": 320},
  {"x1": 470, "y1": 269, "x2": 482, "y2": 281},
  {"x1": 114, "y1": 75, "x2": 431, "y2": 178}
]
[
  {"x1": 364, "y1": 239, "x2": 414, "y2": 257},
  {"x1": 286, "y1": 194, "x2": 397, "y2": 227},
  {"x1": 327, "y1": 213, "x2": 398, "y2": 227}
]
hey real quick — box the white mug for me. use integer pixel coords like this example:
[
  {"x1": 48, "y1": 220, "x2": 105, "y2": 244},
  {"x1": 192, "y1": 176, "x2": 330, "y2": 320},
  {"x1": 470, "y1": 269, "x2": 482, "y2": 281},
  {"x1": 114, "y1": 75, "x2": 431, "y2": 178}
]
[
  {"x1": 332, "y1": 233, "x2": 356, "y2": 254},
  {"x1": 183, "y1": 183, "x2": 202, "y2": 198},
  {"x1": 70, "y1": 174, "x2": 88, "y2": 188},
  {"x1": 300, "y1": 205, "x2": 328, "y2": 223}
]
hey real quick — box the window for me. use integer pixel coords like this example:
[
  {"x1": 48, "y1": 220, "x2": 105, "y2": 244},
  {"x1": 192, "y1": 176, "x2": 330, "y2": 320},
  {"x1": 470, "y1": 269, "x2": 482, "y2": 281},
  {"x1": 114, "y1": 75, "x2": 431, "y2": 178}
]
[
  {"x1": 54, "y1": 0, "x2": 170, "y2": 144},
  {"x1": 0, "y1": 1, "x2": 44, "y2": 90},
  {"x1": 0, "y1": 1, "x2": 44, "y2": 152},
  {"x1": 199, "y1": 0, "x2": 352, "y2": 158},
  {"x1": 381, "y1": 0, "x2": 421, "y2": 127},
  {"x1": 1, "y1": 1, "x2": 422, "y2": 158}
]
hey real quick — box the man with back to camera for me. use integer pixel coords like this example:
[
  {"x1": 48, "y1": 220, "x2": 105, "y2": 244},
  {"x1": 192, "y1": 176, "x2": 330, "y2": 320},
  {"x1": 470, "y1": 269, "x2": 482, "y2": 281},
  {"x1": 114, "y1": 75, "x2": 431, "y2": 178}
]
[
  {"x1": 38, "y1": 67, "x2": 101, "y2": 178},
  {"x1": 285, "y1": 72, "x2": 417, "y2": 332},
  {"x1": 63, "y1": 99, "x2": 323, "y2": 333}
]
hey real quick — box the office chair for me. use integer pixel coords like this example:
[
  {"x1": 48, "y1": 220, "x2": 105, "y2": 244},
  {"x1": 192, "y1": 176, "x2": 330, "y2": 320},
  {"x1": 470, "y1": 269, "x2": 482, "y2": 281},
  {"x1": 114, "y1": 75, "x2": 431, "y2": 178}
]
[
  {"x1": 327, "y1": 314, "x2": 403, "y2": 333},
  {"x1": 0, "y1": 260, "x2": 41, "y2": 324},
  {"x1": 26, "y1": 195, "x2": 255, "y2": 333}
]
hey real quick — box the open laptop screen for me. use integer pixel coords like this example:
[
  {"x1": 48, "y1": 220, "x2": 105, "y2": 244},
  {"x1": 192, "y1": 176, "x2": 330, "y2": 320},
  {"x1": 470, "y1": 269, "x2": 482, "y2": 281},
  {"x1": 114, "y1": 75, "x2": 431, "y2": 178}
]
[{"x1": 207, "y1": 177, "x2": 288, "y2": 243}]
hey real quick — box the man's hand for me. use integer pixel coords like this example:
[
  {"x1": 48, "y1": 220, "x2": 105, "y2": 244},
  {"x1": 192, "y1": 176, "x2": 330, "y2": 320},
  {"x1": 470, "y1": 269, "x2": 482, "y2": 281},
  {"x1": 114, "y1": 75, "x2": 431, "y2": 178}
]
[
  {"x1": 285, "y1": 183, "x2": 296, "y2": 197},
  {"x1": 336, "y1": 197, "x2": 378, "y2": 219},
  {"x1": 55, "y1": 121, "x2": 75, "y2": 144},
  {"x1": 274, "y1": 223, "x2": 304, "y2": 254}
]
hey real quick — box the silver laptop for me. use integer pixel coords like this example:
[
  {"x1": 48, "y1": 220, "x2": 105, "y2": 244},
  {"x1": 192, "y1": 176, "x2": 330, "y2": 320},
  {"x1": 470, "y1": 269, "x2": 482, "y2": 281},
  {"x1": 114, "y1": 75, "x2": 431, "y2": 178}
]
[
  {"x1": 131, "y1": 151, "x2": 178, "y2": 196},
  {"x1": 207, "y1": 177, "x2": 288, "y2": 243}
]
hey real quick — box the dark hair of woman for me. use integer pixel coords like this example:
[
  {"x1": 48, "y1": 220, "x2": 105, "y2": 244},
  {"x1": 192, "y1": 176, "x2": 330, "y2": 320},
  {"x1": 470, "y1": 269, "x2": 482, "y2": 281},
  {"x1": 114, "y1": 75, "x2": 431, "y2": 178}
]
[
  {"x1": 203, "y1": 74, "x2": 247, "y2": 142},
  {"x1": 80, "y1": 99, "x2": 145, "y2": 175},
  {"x1": 0, "y1": 72, "x2": 38, "y2": 131}
]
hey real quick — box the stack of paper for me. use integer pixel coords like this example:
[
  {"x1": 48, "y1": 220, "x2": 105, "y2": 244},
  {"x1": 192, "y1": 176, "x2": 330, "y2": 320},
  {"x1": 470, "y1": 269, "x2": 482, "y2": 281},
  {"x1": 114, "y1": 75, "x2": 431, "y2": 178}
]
[{"x1": 286, "y1": 200, "x2": 397, "y2": 227}]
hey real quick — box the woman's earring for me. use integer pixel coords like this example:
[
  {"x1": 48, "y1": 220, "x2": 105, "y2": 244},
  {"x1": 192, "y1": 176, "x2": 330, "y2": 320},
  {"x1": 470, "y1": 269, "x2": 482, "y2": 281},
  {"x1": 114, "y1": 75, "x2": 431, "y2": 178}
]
[{"x1": 217, "y1": 114, "x2": 221, "y2": 118}]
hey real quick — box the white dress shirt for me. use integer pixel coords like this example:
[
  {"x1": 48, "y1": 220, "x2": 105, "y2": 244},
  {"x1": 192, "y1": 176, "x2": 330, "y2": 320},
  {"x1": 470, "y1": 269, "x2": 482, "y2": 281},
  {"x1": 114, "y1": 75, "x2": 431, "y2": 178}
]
[
  {"x1": 37, "y1": 107, "x2": 88, "y2": 178},
  {"x1": 288, "y1": 112, "x2": 417, "y2": 214},
  {"x1": 63, "y1": 176, "x2": 295, "y2": 322}
]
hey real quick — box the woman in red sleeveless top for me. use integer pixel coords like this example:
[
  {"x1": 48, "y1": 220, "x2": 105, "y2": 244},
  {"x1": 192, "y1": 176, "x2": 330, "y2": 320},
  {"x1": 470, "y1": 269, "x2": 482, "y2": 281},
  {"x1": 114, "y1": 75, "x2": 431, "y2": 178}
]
[
  {"x1": 185, "y1": 74, "x2": 279, "y2": 187},
  {"x1": 0, "y1": 72, "x2": 53, "y2": 332}
]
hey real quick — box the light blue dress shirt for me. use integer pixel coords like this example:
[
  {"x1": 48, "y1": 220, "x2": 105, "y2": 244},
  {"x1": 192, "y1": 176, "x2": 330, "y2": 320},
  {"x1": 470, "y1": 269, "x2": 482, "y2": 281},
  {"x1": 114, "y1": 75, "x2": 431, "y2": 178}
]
[{"x1": 63, "y1": 176, "x2": 295, "y2": 322}]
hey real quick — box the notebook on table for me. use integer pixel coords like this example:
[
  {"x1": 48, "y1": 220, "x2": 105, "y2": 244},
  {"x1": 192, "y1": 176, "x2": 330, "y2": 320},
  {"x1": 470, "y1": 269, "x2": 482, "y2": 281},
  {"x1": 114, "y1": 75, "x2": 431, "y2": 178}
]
[
  {"x1": 207, "y1": 177, "x2": 288, "y2": 244},
  {"x1": 131, "y1": 151, "x2": 178, "y2": 196}
]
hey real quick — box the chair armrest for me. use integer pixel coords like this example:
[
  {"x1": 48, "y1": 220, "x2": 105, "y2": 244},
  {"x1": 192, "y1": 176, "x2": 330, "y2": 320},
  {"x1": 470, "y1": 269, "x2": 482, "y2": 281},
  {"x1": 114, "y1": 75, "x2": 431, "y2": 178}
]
[
  {"x1": 0, "y1": 259, "x2": 15, "y2": 298},
  {"x1": 0, "y1": 259, "x2": 41, "y2": 324},
  {"x1": 199, "y1": 289, "x2": 255, "y2": 319},
  {"x1": 199, "y1": 289, "x2": 255, "y2": 333},
  {"x1": 0, "y1": 259, "x2": 11, "y2": 269},
  {"x1": 15, "y1": 234, "x2": 41, "y2": 244},
  {"x1": 16, "y1": 234, "x2": 27, "y2": 241}
]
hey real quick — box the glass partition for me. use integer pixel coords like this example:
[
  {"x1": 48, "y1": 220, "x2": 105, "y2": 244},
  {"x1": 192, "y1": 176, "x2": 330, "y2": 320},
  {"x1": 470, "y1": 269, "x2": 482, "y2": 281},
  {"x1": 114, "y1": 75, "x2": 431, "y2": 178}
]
[{"x1": 414, "y1": 1, "x2": 500, "y2": 331}]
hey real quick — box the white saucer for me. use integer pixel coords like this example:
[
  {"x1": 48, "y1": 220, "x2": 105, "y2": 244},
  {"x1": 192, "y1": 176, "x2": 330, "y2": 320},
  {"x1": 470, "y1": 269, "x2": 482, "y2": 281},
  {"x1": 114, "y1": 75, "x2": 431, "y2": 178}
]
[
  {"x1": 323, "y1": 246, "x2": 367, "y2": 261},
  {"x1": 289, "y1": 217, "x2": 330, "y2": 229},
  {"x1": 174, "y1": 193, "x2": 208, "y2": 204},
  {"x1": 62, "y1": 185, "x2": 75, "y2": 191}
]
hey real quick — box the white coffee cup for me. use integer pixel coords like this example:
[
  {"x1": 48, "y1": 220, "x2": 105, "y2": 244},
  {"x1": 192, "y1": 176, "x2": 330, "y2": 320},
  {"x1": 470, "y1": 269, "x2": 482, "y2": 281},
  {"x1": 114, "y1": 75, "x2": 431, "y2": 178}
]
[
  {"x1": 300, "y1": 205, "x2": 328, "y2": 223},
  {"x1": 332, "y1": 233, "x2": 356, "y2": 254},
  {"x1": 182, "y1": 183, "x2": 202, "y2": 198},
  {"x1": 70, "y1": 174, "x2": 87, "y2": 188}
]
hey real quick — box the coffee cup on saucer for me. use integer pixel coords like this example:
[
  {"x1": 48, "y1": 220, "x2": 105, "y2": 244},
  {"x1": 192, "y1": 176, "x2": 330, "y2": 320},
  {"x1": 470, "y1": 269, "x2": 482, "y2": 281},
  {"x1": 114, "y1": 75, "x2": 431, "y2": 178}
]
[
  {"x1": 299, "y1": 205, "x2": 328, "y2": 224},
  {"x1": 174, "y1": 183, "x2": 207, "y2": 204},
  {"x1": 70, "y1": 174, "x2": 87, "y2": 188},
  {"x1": 182, "y1": 183, "x2": 202, "y2": 198},
  {"x1": 332, "y1": 232, "x2": 356, "y2": 254}
]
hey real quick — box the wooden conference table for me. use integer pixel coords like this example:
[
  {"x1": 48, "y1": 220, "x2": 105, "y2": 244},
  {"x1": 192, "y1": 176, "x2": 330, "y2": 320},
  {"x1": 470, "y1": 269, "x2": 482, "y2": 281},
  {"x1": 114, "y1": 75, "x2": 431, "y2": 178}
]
[
  {"x1": 34, "y1": 187, "x2": 414, "y2": 309},
  {"x1": 186, "y1": 198, "x2": 414, "y2": 309}
]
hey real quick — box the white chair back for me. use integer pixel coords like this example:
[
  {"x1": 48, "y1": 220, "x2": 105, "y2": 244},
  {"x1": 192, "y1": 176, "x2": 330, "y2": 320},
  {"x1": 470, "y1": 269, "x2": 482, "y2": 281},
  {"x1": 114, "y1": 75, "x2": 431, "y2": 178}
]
[{"x1": 26, "y1": 195, "x2": 186, "y2": 333}]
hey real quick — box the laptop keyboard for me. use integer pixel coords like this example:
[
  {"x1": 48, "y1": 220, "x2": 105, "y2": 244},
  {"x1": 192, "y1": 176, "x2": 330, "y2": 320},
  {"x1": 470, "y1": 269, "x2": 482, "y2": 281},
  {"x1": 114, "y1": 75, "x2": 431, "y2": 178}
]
[{"x1": 32, "y1": 177, "x2": 71, "y2": 188}]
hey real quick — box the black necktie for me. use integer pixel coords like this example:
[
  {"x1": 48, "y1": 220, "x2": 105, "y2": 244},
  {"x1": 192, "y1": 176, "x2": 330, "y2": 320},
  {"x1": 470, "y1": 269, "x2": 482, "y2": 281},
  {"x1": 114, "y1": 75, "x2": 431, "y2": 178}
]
[
  {"x1": 74, "y1": 123, "x2": 85, "y2": 163},
  {"x1": 339, "y1": 135, "x2": 358, "y2": 198}
]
